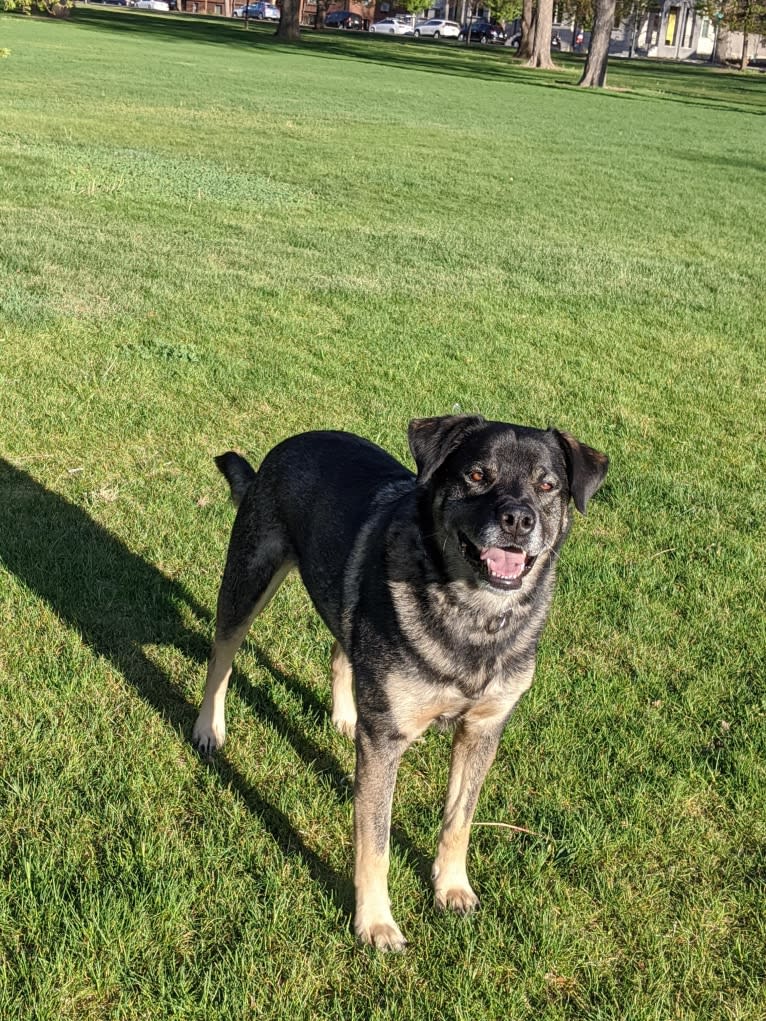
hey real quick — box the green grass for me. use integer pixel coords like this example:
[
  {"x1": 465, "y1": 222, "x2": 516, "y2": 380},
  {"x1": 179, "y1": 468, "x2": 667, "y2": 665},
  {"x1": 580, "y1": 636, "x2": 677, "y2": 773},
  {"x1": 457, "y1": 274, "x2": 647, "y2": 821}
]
[{"x1": 1, "y1": 9, "x2": 765, "y2": 1019}]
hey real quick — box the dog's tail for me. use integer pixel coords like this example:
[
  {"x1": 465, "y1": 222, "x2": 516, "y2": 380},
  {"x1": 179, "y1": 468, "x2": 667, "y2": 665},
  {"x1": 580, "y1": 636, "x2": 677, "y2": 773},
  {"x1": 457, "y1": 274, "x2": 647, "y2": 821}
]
[{"x1": 214, "y1": 451, "x2": 257, "y2": 508}]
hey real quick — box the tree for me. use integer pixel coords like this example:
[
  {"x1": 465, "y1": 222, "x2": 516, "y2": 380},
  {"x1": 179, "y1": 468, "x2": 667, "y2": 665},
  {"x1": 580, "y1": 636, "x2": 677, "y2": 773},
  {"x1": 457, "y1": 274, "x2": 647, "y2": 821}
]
[
  {"x1": 517, "y1": 0, "x2": 536, "y2": 57},
  {"x1": 276, "y1": 0, "x2": 301, "y2": 40},
  {"x1": 732, "y1": 0, "x2": 766, "y2": 69},
  {"x1": 697, "y1": 0, "x2": 766, "y2": 69},
  {"x1": 578, "y1": 0, "x2": 616, "y2": 85},
  {"x1": 527, "y1": 0, "x2": 556, "y2": 67},
  {"x1": 712, "y1": 18, "x2": 731, "y2": 62}
]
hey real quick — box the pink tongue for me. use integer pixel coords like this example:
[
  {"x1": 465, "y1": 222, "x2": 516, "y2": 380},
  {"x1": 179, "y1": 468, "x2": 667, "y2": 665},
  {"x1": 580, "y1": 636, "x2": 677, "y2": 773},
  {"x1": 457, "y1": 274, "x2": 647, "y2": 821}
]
[{"x1": 480, "y1": 547, "x2": 527, "y2": 578}]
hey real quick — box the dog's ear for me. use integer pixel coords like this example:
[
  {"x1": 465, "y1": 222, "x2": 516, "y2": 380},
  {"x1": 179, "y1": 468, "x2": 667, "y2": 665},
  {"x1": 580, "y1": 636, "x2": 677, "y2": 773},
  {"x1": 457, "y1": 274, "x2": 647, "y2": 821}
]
[
  {"x1": 408, "y1": 415, "x2": 486, "y2": 485},
  {"x1": 554, "y1": 430, "x2": 609, "y2": 515}
]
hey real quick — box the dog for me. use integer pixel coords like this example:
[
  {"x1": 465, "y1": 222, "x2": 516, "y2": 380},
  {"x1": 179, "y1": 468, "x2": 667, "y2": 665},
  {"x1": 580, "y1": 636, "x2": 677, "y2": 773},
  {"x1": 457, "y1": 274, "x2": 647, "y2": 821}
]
[{"x1": 192, "y1": 415, "x2": 608, "y2": 950}]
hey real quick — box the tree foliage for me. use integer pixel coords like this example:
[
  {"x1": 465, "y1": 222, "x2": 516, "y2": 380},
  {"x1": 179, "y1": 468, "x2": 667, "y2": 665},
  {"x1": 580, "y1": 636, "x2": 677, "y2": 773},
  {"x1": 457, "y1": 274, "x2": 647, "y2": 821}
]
[
  {"x1": 487, "y1": 0, "x2": 522, "y2": 22},
  {"x1": 697, "y1": 0, "x2": 766, "y2": 33}
]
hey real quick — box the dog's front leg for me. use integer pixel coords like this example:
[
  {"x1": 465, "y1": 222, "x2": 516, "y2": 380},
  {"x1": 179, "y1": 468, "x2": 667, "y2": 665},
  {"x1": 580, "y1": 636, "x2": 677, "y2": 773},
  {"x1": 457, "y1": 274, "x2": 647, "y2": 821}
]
[
  {"x1": 432, "y1": 714, "x2": 508, "y2": 914},
  {"x1": 353, "y1": 726, "x2": 408, "y2": 951}
]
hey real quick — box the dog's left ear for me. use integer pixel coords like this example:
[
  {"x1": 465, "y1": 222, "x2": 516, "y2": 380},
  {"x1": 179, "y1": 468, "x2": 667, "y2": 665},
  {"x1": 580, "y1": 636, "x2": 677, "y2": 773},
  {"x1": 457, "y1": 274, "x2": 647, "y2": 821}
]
[
  {"x1": 408, "y1": 415, "x2": 485, "y2": 485},
  {"x1": 554, "y1": 430, "x2": 609, "y2": 514}
]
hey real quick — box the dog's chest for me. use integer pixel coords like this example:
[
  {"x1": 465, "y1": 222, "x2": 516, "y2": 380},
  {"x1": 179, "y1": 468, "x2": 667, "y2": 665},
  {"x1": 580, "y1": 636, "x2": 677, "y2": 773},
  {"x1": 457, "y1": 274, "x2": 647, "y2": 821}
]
[
  {"x1": 390, "y1": 579, "x2": 543, "y2": 681},
  {"x1": 387, "y1": 661, "x2": 535, "y2": 742}
]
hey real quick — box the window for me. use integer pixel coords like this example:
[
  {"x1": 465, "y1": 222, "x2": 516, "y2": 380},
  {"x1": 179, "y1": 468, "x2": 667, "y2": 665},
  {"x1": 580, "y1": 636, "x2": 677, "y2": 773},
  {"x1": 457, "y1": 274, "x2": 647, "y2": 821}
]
[
  {"x1": 665, "y1": 7, "x2": 679, "y2": 46},
  {"x1": 683, "y1": 9, "x2": 695, "y2": 46},
  {"x1": 644, "y1": 12, "x2": 660, "y2": 45}
]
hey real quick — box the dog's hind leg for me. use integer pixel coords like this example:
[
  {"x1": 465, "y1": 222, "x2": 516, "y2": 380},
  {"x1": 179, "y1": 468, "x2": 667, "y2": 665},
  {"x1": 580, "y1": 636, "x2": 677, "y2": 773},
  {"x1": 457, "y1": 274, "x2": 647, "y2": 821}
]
[
  {"x1": 193, "y1": 515, "x2": 293, "y2": 758},
  {"x1": 330, "y1": 641, "x2": 356, "y2": 740}
]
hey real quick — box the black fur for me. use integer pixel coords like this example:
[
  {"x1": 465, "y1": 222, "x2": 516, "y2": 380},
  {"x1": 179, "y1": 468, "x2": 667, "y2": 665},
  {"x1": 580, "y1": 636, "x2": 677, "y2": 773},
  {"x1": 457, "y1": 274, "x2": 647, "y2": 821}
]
[{"x1": 194, "y1": 417, "x2": 608, "y2": 951}]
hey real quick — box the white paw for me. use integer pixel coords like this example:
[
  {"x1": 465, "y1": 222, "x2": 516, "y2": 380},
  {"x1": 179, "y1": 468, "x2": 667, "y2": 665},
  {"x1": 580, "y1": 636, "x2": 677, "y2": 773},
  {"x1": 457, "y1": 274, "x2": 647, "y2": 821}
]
[
  {"x1": 192, "y1": 715, "x2": 225, "y2": 758},
  {"x1": 355, "y1": 916, "x2": 408, "y2": 952},
  {"x1": 331, "y1": 712, "x2": 357, "y2": 741},
  {"x1": 434, "y1": 883, "x2": 480, "y2": 915}
]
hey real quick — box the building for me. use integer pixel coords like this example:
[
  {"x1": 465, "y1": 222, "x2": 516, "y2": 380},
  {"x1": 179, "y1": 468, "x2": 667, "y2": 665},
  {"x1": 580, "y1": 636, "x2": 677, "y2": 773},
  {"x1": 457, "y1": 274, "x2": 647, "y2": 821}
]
[{"x1": 550, "y1": 1, "x2": 766, "y2": 64}]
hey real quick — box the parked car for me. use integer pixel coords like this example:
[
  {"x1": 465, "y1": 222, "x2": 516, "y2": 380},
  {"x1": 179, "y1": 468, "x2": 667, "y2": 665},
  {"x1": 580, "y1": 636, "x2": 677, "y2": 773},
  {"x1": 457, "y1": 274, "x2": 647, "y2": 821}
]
[
  {"x1": 234, "y1": 2, "x2": 280, "y2": 17},
  {"x1": 256, "y1": 1, "x2": 279, "y2": 18},
  {"x1": 324, "y1": 9, "x2": 363, "y2": 29},
  {"x1": 369, "y1": 17, "x2": 413, "y2": 34},
  {"x1": 135, "y1": 0, "x2": 170, "y2": 9},
  {"x1": 413, "y1": 18, "x2": 460, "y2": 39},
  {"x1": 458, "y1": 20, "x2": 506, "y2": 43},
  {"x1": 507, "y1": 31, "x2": 562, "y2": 49}
]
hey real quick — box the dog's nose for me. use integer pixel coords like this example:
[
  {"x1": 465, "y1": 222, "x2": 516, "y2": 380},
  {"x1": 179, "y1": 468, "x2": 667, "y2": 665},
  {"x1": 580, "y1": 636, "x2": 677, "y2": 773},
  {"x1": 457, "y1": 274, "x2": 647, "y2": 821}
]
[{"x1": 498, "y1": 502, "x2": 536, "y2": 539}]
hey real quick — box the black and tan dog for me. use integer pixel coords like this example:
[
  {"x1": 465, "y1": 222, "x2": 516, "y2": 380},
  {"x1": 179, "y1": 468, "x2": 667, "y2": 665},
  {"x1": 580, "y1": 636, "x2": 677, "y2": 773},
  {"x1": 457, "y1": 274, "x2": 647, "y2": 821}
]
[{"x1": 193, "y1": 415, "x2": 608, "y2": 950}]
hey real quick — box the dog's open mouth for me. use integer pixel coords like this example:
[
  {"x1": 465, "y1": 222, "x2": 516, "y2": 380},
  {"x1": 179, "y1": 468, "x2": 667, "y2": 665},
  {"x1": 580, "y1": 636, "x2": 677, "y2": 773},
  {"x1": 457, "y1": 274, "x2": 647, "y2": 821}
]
[{"x1": 459, "y1": 534, "x2": 537, "y2": 591}]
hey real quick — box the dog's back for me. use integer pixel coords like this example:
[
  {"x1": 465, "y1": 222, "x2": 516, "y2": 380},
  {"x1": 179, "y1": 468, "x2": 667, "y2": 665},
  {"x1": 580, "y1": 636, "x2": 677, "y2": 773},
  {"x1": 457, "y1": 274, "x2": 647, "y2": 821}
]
[{"x1": 217, "y1": 431, "x2": 414, "y2": 640}]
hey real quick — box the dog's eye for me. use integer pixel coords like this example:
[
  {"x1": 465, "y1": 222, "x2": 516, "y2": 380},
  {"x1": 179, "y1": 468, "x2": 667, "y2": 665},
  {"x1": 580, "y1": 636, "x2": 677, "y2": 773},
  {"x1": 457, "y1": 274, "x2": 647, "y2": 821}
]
[
  {"x1": 538, "y1": 481, "x2": 555, "y2": 492},
  {"x1": 468, "y1": 468, "x2": 485, "y2": 484}
]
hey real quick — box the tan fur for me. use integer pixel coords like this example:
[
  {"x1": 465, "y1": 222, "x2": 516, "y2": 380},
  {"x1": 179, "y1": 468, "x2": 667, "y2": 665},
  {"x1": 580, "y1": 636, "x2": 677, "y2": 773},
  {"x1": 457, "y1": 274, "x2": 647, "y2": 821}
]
[
  {"x1": 192, "y1": 564, "x2": 293, "y2": 756},
  {"x1": 330, "y1": 641, "x2": 356, "y2": 739}
]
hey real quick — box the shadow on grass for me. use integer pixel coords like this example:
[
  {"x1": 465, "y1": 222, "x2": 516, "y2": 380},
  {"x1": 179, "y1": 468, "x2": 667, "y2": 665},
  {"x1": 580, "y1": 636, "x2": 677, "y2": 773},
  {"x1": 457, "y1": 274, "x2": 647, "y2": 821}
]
[
  {"x1": 0, "y1": 459, "x2": 433, "y2": 918},
  {"x1": 64, "y1": 7, "x2": 766, "y2": 114}
]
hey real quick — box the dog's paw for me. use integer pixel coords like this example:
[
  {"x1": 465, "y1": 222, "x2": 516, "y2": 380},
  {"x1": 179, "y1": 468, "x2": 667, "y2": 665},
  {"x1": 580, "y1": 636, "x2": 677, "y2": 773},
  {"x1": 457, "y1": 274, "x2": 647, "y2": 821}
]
[
  {"x1": 331, "y1": 712, "x2": 357, "y2": 741},
  {"x1": 355, "y1": 918, "x2": 408, "y2": 953},
  {"x1": 434, "y1": 885, "x2": 480, "y2": 915},
  {"x1": 192, "y1": 716, "x2": 225, "y2": 759}
]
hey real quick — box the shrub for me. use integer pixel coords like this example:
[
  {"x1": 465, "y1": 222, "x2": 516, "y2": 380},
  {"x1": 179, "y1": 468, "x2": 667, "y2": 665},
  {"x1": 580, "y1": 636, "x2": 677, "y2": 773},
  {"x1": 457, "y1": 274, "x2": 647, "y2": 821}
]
[{"x1": 0, "y1": 0, "x2": 73, "y2": 13}]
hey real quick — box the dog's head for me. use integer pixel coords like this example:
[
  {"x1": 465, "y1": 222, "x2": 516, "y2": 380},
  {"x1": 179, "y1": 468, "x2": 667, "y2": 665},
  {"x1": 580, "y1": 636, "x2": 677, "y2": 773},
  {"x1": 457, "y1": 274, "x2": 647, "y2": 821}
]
[{"x1": 408, "y1": 415, "x2": 608, "y2": 593}]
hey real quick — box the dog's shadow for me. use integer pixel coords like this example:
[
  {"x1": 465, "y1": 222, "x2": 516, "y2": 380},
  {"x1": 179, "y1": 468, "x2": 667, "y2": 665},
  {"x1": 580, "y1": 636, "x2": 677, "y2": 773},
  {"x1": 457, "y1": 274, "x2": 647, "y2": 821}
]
[{"x1": 0, "y1": 460, "x2": 431, "y2": 919}]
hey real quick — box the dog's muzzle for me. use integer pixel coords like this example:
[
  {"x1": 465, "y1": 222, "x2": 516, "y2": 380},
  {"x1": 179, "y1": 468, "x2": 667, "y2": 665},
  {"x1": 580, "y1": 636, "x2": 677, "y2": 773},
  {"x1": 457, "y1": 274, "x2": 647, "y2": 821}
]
[{"x1": 458, "y1": 533, "x2": 537, "y2": 591}]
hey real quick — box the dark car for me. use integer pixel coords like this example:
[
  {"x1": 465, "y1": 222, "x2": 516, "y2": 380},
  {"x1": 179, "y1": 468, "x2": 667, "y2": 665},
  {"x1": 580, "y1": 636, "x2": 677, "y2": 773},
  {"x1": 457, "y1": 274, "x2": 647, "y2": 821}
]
[
  {"x1": 507, "y1": 31, "x2": 562, "y2": 48},
  {"x1": 458, "y1": 20, "x2": 506, "y2": 43},
  {"x1": 324, "y1": 9, "x2": 363, "y2": 29}
]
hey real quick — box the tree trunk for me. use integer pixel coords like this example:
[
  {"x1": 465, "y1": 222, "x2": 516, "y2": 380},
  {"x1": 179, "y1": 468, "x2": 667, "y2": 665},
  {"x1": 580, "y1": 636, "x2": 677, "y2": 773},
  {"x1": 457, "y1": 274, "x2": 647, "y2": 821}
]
[
  {"x1": 527, "y1": 0, "x2": 555, "y2": 68},
  {"x1": 739, "y1": 30, "x2": 749, "y2": 70},
  {"x1": 628, "y1": 2, "x2": 639, "y2": 57},
  {"x1": 713, "y1": 23, "x2": 729, "y2": 64},
  {"x1": 578, "y1": 0, "x2": 616, "y2": 87},
  {"x1": 517, "y1": 0, "x2": 535, "y2": 59},
  {"x1": 276, "y1": 0, "x2": 301, "y2": 40}
]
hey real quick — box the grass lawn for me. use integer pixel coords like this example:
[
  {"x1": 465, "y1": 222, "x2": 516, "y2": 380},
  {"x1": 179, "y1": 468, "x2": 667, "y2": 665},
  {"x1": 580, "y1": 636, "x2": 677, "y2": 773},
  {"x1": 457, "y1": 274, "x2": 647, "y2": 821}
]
[{"x1": 1, "y1": 9, "x2": 764, "y2": 1018}]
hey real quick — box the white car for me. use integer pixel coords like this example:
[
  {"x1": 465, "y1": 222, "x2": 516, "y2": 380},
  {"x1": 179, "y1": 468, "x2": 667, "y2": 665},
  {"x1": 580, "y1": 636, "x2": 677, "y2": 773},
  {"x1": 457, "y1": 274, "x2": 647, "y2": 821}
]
[
  {"x1": 233, "y1": 2, "x2": 280, "y2": 19},
  {"x1": 369, "y1": 18, "x2": 413, "y2": 35},
  {"x1": 135, "y1": 0, "x2": 170, "y2": 8},
  {"x1": 413, "y1": 18, "x2": 460, "y2": 39}
]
